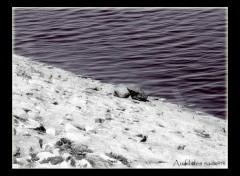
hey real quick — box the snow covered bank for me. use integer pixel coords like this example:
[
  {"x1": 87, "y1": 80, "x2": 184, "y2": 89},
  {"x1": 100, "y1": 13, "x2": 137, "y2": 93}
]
[{"x1": 12, "y1": 54, "x2": 227, "y2": 168}]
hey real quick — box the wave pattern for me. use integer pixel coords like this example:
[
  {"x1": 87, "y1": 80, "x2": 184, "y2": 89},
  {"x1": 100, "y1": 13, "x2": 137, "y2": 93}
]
[{"x1": 13, "y1": 8, "x2": 227, "y2": 118}]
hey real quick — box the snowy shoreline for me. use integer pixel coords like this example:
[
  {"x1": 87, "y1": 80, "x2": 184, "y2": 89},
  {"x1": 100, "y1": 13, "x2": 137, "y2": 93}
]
[{"x1": 12, "y1": 54, "x2": 227, "y2": 168}]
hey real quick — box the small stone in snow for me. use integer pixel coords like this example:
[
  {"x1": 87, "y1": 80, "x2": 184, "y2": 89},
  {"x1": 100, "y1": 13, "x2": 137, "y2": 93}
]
[
  {"x1": 75, "y1": 125, "x2": 86, "y2": 131},
  {"x1": 75, "y1": 153, "x2": 86, "y2": 160},
  {"x1": 114, "y1": 86, "x2": 130, "y2": 98},
  {"x1": 23, "y1": 108, "x2": 31, "y2": 113},
  {"x1": 105, "y1": 117, "x2": 113, "y2": 121},
  {"x1": 66, "y1": 156, "x2": 72, "y2": 162},
  {"x1": 222, "y1": 127, "x2": 226, "y2": 133},
  {"x1": 95, "y1": 118, "x2": 105, "y2": 123},
  {"x1": 30, "y1": 153, "x2": 40, "y2": 161},
  {"x1": 56, "y1": 140, "x2": 63, "y2": 147},
  {"x1": 33, "y1": 124, "x2": 46, "y2": 133},
  {"x1": 40, "y1": 158, "x2": 50, "y2": 164},
  {"x1": 60, "y1": 138, "x2": 72, "y2": 145},
  {"x1": 13, "y1": 115, "x2": 28, "y2": 123},
  {"x1": 105, "y1": 152, "x2": 130, "y2": 167},
  {"x1": 158, "y1": 124, "x2": 164, "y2": 128},
  {"x1": 70, "y1": 158, "x2": 76, "y2": 167},
  {"x1": 140, "y1": 136, "x2": 147, "y2": 142},
  {"x1": 76, "y1": 106, "x2": 81, "y2": 110},
  {"x1": 39, "y1": 138, "x2": 43, "y2": 148},
  {"x1": 49, "y1": 156, "x2": 64, "y2": 165},
  {"x1": 136, "y1": 134, "x2": 143, "y2": 138},
  {"x1": 13, "y1": 147, "x2": 21, "y2": 158},
  {"x1": 177, "y1": 145, "x2": 186, "y2": 150},
  {"x1": 91, "y1": 87, "x2": 101, "y2": 91}
]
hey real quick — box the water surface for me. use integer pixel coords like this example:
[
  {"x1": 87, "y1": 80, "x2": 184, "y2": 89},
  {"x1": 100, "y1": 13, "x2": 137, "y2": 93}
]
[{"x1": 13, "y1": 8, "x2": 227, "y2": 118}]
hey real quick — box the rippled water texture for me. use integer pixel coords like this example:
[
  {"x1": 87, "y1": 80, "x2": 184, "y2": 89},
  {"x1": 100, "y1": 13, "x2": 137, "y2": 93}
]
[{"x1": 13, "y1": 8, "x2": 227, "y2": 118}]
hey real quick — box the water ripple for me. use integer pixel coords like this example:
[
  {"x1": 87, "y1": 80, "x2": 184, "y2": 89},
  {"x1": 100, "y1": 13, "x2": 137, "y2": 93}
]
[{"x1": 13, "y1": 8, "x2": 227, "y2": 118}]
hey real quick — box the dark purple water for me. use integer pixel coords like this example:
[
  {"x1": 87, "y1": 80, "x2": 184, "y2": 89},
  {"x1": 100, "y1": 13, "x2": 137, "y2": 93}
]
[{"x1": 13, "y1": 8, "x2": 227, "y2": 119}]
